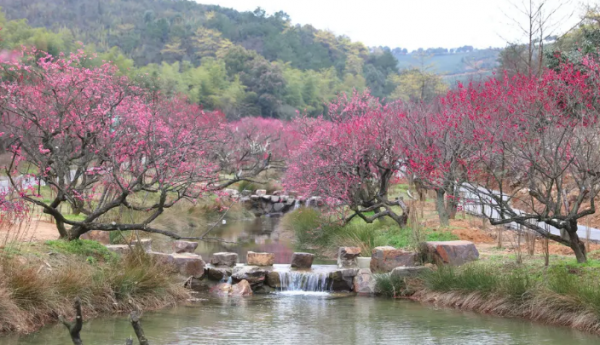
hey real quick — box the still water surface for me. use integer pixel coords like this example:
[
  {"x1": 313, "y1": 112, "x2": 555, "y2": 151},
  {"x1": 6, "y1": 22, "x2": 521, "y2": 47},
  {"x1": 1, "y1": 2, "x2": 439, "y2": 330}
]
[{"x1": 6, "y1": 293, "x2": 599, "y2": 345}]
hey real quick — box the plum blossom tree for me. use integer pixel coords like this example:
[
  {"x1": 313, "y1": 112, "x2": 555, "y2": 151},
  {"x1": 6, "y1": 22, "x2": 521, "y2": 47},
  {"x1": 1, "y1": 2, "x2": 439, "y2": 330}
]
[
  {"x1": 461, "y1": 58, "x2": 600, "y2": 263},
  {"x1": 399, "y1": 88, "x2": 481, "y2": 226},
  {"x1": 0, "y1": 50, "x2": 227, "y2": 240},
  {"x1": 285, "y1": 91, "x2": 409, "y2": 227}
]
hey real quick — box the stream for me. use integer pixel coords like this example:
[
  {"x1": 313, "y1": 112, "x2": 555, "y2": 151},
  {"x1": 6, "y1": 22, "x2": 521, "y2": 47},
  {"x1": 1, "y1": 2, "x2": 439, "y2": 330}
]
[
  {"x1": 6, "y1": 293, "x2": 599, "y2": 344},
  {"x1": 4, "y1": 218, "x2": 600, "y2": 344}
]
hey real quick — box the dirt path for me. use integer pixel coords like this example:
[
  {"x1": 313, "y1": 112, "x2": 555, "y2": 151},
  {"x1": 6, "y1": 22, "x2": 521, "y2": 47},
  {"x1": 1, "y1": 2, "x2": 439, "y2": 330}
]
[{"x1": 0, "y1": 218, "x2": 59, "y2": 244}]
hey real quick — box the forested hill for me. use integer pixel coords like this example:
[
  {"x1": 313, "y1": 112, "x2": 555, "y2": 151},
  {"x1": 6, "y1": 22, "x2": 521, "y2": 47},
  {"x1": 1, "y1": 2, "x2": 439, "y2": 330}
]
[{"x1": 0, "y1": 0, "x2": 444, "y2": 118}]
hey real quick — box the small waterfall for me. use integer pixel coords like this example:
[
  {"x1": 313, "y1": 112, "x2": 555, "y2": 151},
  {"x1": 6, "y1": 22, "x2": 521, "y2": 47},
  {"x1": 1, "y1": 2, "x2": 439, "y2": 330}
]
[
  {"x1": 293, "y1": 200, "x2": 301, "y2": 210},
  {"x1": 277, "y1": 270, "x2": 331, "y2": 293}
]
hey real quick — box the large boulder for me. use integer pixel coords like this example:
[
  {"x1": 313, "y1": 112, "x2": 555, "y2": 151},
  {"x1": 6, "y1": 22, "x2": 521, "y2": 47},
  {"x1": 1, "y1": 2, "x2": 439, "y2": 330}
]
[
  {"x1": 231, "y1": 280, "x2": 253, "y2": 296},
  {"x1": 171, "y1": 253, "x2": 206, "y2": 278},
  {"x1": 148, "y1": 252, "x2": 205, "y2": 278},
  {"x1": 247, "y1": 251, "x2": 274, "y2": 266},
  {"x1": 256, "y1": 189, "x2": 267, "y2": 196},
  {"x1": 390, "y1": 266, "x2": 431, "y2": 279},
  {"x1": 172, "y1": 240, "x2": 198, "y2": 254},
  {"x1": 353, "y1": 268, "x2": 376, "y2": 295},
  {"x1": 129, "y1": 238, "x2": 152, "y2": 252},
  {"x1": 290, "y1": 252, "x2": 314, "y2": 269},
  {"x1": 370, "y1": 246, "x2": 417, "y2": 272},
  {"x1": 105, "y1": 244, "x2": 130, "y2": 255},
  {"x1": 273, "y1": 203, "x2": 285, "y2": 212},
  {"x1": 337, "y1": 247, "x2": 361, "y2": 268},
  {"x1": 265, "y1": 270, "x2": 282, "y2": 288},
  {"x1": 211, "y1": 252, "x2": 238, "y2": 267},
  {"x1": 232, "y1": 266, "x2": 268, "y2": 286},
  {"x1": 420, "y1": 240, "x2": 479, "y2": 266},
  {"x1": 210, "y1": 282, "x2": 232, "y2": 296},
  {"x1": 329, "y1": 268, "x2": 359, "y2": 291},
  {"x1": 206, "y1": 266, "x2": 233, "y2": 281}
]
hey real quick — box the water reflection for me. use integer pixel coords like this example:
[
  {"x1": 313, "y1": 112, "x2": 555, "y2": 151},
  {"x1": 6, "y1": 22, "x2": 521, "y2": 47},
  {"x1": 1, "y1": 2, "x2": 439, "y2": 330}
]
[
  {"x1": 8, "y1": 294, "x2": 599, "y2": 345},
  {"x1": 193, "y1": 217, "x2": 296, "y2": 264}
]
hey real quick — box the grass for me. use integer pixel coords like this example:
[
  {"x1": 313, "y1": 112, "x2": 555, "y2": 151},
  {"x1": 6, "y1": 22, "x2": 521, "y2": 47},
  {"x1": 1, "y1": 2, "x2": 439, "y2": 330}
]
[
  {"x1": 388, "y1": 259, "x2": 600, "y2": 335},
  {"x1": 281, "y1": 208, "x2": 459, "y2": 257},
  {"x1": 0, "y1": 247, "x2": 189, "y2": 334},
  {"x1": 45, "y1": 239, "x2": 116, "y2": 261}
]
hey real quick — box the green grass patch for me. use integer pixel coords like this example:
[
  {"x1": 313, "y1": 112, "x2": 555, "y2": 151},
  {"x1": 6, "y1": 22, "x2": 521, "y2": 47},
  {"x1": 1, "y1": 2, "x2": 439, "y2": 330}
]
[
  {"x1": 281, "y1": 208, "x2": 459, "y2": 256},
  {"x1": 45, "y1": 239, "x2": 116, "y2": 261}
]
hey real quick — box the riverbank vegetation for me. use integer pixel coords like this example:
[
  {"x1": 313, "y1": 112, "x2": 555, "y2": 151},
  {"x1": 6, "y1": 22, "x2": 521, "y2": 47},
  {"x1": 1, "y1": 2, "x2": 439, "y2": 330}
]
[
  {"x1": 375, "y1": 256, "x2": 600, "y2": 335},
  {"x1": 0, "y1": 240, "x2": 189, "y2": 334},
  {"x1": 281, "y1": 206, "x2": 458, "y2": 257}
]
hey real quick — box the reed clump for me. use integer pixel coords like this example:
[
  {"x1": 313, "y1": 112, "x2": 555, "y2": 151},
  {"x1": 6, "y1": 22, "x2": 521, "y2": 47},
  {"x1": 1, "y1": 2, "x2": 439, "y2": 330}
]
[
  {"x1": 402, "y1": 260, "x2": 600, "y2": 335},
  {"x1": 0, "y1": 242, "x2": 190, "y2": 334}
]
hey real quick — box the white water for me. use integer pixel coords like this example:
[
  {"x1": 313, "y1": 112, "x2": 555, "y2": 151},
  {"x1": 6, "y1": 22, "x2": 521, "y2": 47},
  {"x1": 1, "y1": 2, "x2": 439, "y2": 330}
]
[{"x1": 277, "y1": 270, "x2": 331, "y2": 292}]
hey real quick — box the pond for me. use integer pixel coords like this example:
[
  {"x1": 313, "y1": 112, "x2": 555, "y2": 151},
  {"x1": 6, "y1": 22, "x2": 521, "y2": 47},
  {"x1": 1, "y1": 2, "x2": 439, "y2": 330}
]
[{"x1": 7, "y1": 292, "x2": 599, "y2": 345}]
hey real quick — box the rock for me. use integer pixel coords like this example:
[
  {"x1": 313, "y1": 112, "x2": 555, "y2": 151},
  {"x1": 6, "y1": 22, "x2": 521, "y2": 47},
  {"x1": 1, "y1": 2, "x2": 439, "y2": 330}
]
[
  {"x1": 131, "y1": 239, "x2": 152, "y2": 252},
  {"x1": 105, "y1": 244, "x2": 130, "y2": 255},
  {"x1": 250, "y1": 195, "x2": 259, "y2": 200},
  {"x1": 261, "y1": 195, "x2": 271, "y2": 201},
  {"x1": 370, "y1": 246, "x2": 417, "y2": 272},
  {"x1": 285, "y1": 198, "x2": 295, "y2": 206},
  {"x1": 290, "y1": 252, "x2": 314, "y2": 269},
  {"x1": 232, "y1": 266, "x2": 268, "y2": 286},
  {"x1": 390, "y1": 266, "x2": 431, "y2": 279},
  {"x1": 252, "y1": 284, "x2": 274, "y2": 294},
  {"x1": 265, "y1": 271, "x2": 282, "y2": 288},
  {"x1": 210, "y1": 282, "x2": 232, "y2": 296},
  {"x1": 206, "y1": 266, "x2": 233, "y2": 281},
  {"x1": 211, "y1": 252, "x2": 238, "y2": 267},
  {"x1": 231, "y1": 280, "x2": 253, "y2": 296},
  {"x1": 353, "y1": 268, "x2": 376, "y2": 295},
  {"x1": 80, "y1": 230, "x2": 110, "y2": 244},
  {"x1": 420, "y1": 240, "x2": 479, "y2": 266},
  {"x1": 147, "y1": 251, "x2": 174, "y2": 265},
  {"x1": 171, "y1": 253, "x2": 206, "y2": 278},
  {"x1": 172, "y1": 240, "x2": 198, "y2": 254},
  {"x1": 329, "y1": 268, "x2": 359, "y2": 291},
  {"x1": 241, "y1": 190, "x2": 252, "y2": 196},
  {"x1": 270, "y1": 195, "x2": 280, "y2": 202},
  {"x1": 337, "y1": 247, "x2": 361, "y2": 268},
  {"x1": 273, "y1": 203, "x2": 284, "y2": 212},
  {"x1": 247, "y1": 251, "x2": 274, "y2": 266},
  {"x1": 148, "y1": 252, "x2": 205, "y2": 278}
]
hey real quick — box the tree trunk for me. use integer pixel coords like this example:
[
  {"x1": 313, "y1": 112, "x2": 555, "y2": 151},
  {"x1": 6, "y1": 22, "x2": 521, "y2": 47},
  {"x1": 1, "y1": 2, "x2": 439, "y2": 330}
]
[
  {"x1": 67, "y1": 226, "x2": 86, "y2": 241},
  {"x1": 436, "y1": 189, "x2": 449, "y2": 227},
  {"x1": 564, "y1": 220, "x2": 587, "y2": 263},
  {"x1": 445, "y1": 196, "x2": 458, "y2": 220},
  {"x1": 568, "y1": 231, "x2": 587, "y2": 263}
]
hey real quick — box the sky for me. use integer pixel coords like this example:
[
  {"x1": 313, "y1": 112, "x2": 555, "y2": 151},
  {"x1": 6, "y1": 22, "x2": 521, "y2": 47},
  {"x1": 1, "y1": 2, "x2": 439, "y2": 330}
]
[{"x1": 197, "y1": 0, "x2": 591, "y2": 50}]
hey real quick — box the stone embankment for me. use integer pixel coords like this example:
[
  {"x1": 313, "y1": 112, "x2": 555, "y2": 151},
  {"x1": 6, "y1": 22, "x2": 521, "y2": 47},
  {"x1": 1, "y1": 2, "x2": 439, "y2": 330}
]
[
  {"x1": 223, "y1": 188, "x2": 323, "y2": 216},
  {"x1": 103, "y1": 239, "x2": 479, "y2": 296}
]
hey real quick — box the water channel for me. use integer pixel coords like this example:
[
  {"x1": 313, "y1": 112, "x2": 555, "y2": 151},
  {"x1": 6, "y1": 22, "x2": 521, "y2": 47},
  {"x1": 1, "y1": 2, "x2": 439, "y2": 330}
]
[
  {"x1": 7, "y1": 293, "x2": 599, "y2": 345},
  {"x1": 5, "y1": 218, "x2": 600, "y2": 344}
]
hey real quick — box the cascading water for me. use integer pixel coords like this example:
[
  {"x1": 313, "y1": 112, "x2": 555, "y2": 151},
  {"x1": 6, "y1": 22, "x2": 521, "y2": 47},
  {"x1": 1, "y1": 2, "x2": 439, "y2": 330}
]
[{"x1": 277, "y1": 270, "x2": 332, "y2": 295}]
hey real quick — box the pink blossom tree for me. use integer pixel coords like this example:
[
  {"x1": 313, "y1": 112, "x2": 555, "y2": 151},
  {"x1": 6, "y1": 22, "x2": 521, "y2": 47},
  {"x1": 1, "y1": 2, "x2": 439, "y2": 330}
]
[
  {"x1": 285, "y1": 91, "x2": 409, "y2": 227},
  {"x1": 0, "y1": 50, "x2": 227, "y2": 240},
  {"x1": 461, "y1": 59, "x2": 600, "y2": 263}
]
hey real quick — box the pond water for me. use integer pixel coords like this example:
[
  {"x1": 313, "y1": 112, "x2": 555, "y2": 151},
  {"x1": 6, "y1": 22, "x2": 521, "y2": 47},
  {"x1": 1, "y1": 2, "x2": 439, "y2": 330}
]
[{"x1": 6, "y1": 293, "x2": 599, "y2": 345}]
